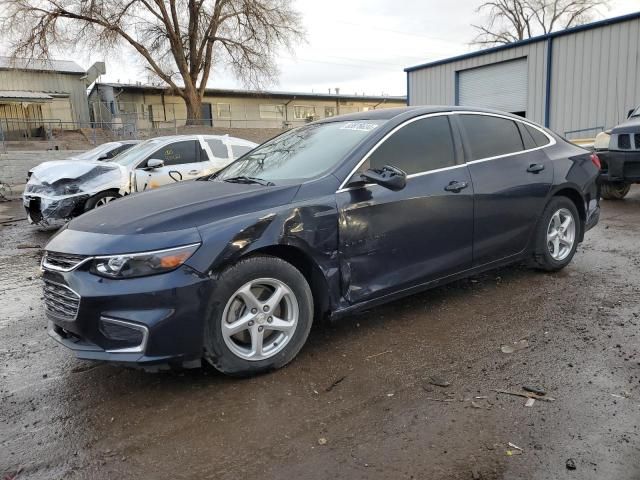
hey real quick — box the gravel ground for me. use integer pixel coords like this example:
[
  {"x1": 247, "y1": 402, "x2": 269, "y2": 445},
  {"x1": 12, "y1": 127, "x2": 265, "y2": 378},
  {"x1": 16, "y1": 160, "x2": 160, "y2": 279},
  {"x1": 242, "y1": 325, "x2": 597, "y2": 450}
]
[{"x1": 1, "y1": 189, "x2": 639, "y2": 480}]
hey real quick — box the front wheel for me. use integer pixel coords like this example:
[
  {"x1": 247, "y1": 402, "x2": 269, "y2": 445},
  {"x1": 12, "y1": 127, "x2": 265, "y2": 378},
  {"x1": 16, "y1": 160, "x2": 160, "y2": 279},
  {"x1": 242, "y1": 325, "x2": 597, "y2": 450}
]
[
  {"x1": 203, "y1": 255, "x2": 314, "y2": 376},
  {"x1": 84, "y1": 191, "x2": 120, "y2": 211},
  {"x1": 600, "y1": 182, "x2": 631, "y2": 200},
  {"x1": 532, "y1": 197, "x2": 581, "y2": 272}
]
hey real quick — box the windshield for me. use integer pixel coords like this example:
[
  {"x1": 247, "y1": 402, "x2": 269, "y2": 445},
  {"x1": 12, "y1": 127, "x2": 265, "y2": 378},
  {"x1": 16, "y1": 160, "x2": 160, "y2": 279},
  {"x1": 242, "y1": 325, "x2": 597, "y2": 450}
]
[
  {"x1": 110, "y1": 139, "x2": 165, "y2": 167},
  {"x1": 74, "y1": 143, "x2": 116, "y2": 162},
  {"x1": 214, "y1": 120, "x2": 386, "y2": 183}
]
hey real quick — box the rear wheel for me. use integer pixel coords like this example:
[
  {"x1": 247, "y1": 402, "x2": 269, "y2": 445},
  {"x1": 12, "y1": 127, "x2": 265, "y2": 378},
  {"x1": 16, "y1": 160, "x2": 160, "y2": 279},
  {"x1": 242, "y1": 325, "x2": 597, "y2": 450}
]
[
  {"x1": 532, "y1": 197, "x2": 581, "y2": 272},
  {"x1": 203, "y1": 255, "x2": 313, "y2": 376},
  {"x1": 600, "y1": 182, "x2": 631, "y2": 200},
  {"x1": 84, "y1": 191, "x2": 120, "y2": 211}
]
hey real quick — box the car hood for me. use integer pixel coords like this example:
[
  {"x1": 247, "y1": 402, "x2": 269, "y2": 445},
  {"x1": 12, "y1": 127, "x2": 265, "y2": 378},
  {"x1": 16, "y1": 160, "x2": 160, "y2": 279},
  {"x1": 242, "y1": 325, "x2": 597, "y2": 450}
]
[
  {"x1": 25, "y1": 160, "x2": 124, "y2": 198},
  {"x1": 67, "y1": 179, "x2": 301, "y2": 235},
  {"x1": 611, "y1": 116, "x2": 640, "y2": 134}
]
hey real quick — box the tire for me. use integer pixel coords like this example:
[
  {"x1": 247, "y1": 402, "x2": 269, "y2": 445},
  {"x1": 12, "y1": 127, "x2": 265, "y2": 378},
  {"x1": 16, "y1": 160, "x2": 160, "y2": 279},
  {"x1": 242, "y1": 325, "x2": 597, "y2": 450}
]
[
  {"x1": 532, "y1": 197, "x2": 581, "y2": 272},
  {"x1": 84, "y1": 191, "x2": 120, "y2": 211},
  {"x1": 203, "y1": 254, "x2": 314, "y2": 376},
  {"x1": 600, "y1": 182, "x2": 631, "y2": 200}
]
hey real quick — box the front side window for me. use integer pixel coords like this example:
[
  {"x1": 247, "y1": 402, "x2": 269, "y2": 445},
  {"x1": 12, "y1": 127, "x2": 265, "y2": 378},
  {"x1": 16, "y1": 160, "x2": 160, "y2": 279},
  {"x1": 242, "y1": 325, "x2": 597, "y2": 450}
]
[
  {"x1": 148, "y1": 140, "x2": 197, "y2": 166},
  {"x1": 366, "y1": 116, "x2": 456, "y2": 175},
  {"x1": 260, "y1": 104, "x2": 285, "y2": 119},
  {"x1": 460, "y1": 115, "x2": 524, "y2": 160},
  {"x1": 294, "y1": 105, "x2": 316, "y2": 120},
  {"x1": 215, "y1": 120, "x2": 385, "y2": 183}
]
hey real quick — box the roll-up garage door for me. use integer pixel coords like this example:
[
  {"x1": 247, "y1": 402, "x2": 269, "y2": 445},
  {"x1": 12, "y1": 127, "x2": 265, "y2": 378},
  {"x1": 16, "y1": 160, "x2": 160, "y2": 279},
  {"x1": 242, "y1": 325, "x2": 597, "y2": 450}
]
[{"x1": 457, "y1": 58, "x2": 528, "y2": 115}]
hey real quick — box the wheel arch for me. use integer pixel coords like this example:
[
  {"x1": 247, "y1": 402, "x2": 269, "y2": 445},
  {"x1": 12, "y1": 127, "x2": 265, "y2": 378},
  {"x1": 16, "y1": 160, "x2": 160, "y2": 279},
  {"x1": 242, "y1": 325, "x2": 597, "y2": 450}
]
[
  {"x1": 241, "y1": 244, "x2": 332, "y2": 322},
  {"x1": 549, "y1": 185, "x2": 587, "y2": 241}
]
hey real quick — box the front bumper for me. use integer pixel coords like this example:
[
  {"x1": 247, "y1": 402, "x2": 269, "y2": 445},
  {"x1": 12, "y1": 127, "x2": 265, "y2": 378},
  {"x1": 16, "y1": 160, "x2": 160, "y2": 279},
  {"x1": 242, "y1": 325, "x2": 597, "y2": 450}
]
[
  {"x1": 44, "y1": 264, "x2": 213, "y2": 368},
  {"x1": 23, "y1": 194, "x2": 89, "y2": 224},
  {"x1": 598, "y1": 149, "x2": 640, "y2": 183}
]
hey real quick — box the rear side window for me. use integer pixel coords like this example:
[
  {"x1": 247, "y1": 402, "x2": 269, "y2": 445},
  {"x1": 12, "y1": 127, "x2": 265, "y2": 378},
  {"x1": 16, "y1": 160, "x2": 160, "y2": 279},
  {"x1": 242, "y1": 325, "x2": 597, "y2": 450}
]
[
  {"x1": 231, "y1": 145, "x2": 253, "y2": 158},
  {"x1": 206, "y1": 139, "x2": 229, "y2": 159},
  {"x1": 149, "y1": 140, "x2": 198, "y2": 166},
  {"x1": 460, "y1": 115, "x2": 524, "y2": 160},
  {"x1": 367, "y1": 116, "x2": 456, "y2": 175},
  {"x1": 524, "y1": 124, "x2": 551, "y2": 147}
]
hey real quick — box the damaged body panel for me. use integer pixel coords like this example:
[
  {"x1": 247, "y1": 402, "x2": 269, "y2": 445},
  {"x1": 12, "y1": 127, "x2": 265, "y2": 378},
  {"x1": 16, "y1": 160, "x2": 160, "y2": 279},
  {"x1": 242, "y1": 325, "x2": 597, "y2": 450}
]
[
  {"x1": 41, "y1": 107, "x2": 600, "y2": 373},
  {"x1": 23, "y1": 134, "x2": 257, "y2": 224}
]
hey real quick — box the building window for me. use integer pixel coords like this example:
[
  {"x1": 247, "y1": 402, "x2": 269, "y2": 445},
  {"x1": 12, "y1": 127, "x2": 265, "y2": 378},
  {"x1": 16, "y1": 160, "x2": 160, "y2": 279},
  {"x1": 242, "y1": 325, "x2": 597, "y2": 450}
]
[
  {"x1": 294, "y1": 105, "x2": 316, "y2": 120},
  {"x1": 324, "y1": 106, "x2": 336, "y2": 117},
  {"x1": 216, "y1": 103, "x2": 231, "y2": 119},
  {"x1": 259, "y1": 104, "x2": 285, "y2": 119}
]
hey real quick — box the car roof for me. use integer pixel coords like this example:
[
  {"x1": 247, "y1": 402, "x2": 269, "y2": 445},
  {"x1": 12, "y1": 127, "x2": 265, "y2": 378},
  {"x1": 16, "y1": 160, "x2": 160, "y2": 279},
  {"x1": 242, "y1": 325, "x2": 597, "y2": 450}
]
[
  {"x1": 314, "y1": 106, "x2": 539, "y2": 125},
  {"x1": 144, "y1": 134, "x2": 256, "y2": 145}
]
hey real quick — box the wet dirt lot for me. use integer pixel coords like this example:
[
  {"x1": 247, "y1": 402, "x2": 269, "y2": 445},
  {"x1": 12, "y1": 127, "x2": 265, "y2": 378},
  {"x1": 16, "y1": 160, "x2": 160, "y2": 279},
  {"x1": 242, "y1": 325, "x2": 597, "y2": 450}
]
[{"x1": 1, "y1": 190, "x2": 639, "y2": 480}]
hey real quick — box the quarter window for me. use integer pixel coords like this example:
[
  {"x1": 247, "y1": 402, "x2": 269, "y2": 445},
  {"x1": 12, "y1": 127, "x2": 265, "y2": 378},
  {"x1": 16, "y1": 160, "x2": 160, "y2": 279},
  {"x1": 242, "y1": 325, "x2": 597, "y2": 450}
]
[
  {"x1": 231, "y1": 145, "x2": 253, "y2": 158},
  {"x1": 148, "y1": 140, "x2": 197, "y2": 166},
  {"x1": 524, "y1": 124, "x2": 551, "y2": 147},
  {"x1": 460, "y1": 115, "x2": 524, "y2": 160},
  {"x1": 367, "y1": 116, "x2": 456, "y2": 175},
  {"x1": 206, "y1": 139, "x2": 229, "y2": 158}
]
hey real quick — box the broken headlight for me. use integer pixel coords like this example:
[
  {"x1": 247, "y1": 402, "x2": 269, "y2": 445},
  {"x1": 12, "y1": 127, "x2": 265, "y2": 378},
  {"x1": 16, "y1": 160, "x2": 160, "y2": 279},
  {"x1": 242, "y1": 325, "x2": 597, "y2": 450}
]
[{"x1": 90, "y1": 244, "x2": 200, "y2": 279}]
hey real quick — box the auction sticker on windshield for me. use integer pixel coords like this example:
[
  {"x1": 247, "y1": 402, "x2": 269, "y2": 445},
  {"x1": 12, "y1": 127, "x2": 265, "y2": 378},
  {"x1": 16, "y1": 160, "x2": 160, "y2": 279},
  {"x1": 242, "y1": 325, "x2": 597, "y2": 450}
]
[{"x1": 340, "y1": 122, "x2": 380, "y2": 132}]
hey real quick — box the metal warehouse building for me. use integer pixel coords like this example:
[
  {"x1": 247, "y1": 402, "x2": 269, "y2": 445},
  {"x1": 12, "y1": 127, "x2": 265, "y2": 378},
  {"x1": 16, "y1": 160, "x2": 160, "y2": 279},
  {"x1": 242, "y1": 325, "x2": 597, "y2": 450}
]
[{"x1": 405, "y1": 12, "x2": 640, "y2": 140}]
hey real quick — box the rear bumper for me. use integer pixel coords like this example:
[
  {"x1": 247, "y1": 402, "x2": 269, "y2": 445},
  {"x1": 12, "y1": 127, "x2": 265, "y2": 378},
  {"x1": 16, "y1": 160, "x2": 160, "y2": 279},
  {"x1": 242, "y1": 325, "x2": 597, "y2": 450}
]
[
  {"x1": 598, "y1": 150, "x2": 640, "y2": 183},
  {"x1": 585, "y1": 204, "x2": 600, "y2": 233}
]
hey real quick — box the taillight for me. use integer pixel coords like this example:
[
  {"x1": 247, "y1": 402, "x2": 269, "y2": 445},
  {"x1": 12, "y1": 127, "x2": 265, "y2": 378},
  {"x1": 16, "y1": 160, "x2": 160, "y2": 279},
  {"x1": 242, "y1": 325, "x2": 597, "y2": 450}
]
[{"x1": 590, "y1": 153, "x2": 601, "y2": 169}]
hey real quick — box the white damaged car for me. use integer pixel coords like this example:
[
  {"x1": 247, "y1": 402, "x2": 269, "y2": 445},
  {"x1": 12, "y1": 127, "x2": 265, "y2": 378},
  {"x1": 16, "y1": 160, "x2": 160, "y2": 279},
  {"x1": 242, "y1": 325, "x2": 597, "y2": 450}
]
[{"x1": 23, "y1": 134, "x2": 257, "y2": 224}]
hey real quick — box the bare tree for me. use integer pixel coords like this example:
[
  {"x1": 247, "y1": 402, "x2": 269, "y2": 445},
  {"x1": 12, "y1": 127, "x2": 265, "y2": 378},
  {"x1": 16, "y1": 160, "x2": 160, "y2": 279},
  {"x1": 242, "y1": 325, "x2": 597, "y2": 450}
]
[
  {"x1": 472, "y1": 0, "x2": 610, "y2": 46},
  {"x1": 1, "y1": 0, "x2": 304, "y2": 123}
]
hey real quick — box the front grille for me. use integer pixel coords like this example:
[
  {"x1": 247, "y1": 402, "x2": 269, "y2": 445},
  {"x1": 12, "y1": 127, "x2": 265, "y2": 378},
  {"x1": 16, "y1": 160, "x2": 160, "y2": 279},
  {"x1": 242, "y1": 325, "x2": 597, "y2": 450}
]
[
  {"x1": 43, "y1": 251, "x2": 88, "y2": 271},
  {"x1": 43, "y1": 280, "x2": 80, "y2": 321},
  {"x1": 618, "y1": 134, "x2": 631, "y2": 150}
]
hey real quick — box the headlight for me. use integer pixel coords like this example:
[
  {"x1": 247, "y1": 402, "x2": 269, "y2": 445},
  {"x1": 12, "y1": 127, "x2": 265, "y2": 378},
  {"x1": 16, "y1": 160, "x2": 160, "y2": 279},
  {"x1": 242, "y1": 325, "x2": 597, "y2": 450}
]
[{"x1": 90, "y1": 244, "x2": 200, "y2": 279}]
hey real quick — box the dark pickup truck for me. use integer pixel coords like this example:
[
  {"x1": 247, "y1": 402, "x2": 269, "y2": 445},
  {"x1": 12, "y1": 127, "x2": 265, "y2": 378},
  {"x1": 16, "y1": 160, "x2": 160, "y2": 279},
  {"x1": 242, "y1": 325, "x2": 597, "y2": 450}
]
[{"x1": 594, "y1": 105, "x2": 640, "y2": 199}]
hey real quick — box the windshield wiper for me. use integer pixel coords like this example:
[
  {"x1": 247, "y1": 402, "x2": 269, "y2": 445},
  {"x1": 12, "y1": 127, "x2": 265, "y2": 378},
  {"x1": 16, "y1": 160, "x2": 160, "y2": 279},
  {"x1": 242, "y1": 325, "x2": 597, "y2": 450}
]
[{"x1": 222, "y1": 176, "x2": 275, "y2": 186}]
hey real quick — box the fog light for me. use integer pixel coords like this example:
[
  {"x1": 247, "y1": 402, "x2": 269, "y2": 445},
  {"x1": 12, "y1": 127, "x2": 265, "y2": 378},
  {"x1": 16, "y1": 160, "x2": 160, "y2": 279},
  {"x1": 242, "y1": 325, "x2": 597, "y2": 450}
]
[{"x1": 99, "y1": 317, "x2": 147, "y2": 351}]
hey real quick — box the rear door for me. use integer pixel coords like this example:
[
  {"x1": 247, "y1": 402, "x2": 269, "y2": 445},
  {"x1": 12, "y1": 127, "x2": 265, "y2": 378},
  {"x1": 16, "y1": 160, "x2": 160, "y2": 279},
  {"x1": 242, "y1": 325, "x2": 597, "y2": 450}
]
[
  {"x1": 336, "y1": 114, "x2": 474, "y2": 304},
  {"x1": 457, "y1": 113, "x2": 554, "y2": 266}
]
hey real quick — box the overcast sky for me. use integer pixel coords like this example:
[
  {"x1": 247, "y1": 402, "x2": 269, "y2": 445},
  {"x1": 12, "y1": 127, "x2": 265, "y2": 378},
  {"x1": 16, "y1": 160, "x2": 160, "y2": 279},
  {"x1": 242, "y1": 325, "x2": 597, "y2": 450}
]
[{"x1": 86, "y1": 0, "x2": 639, "y2": 96}]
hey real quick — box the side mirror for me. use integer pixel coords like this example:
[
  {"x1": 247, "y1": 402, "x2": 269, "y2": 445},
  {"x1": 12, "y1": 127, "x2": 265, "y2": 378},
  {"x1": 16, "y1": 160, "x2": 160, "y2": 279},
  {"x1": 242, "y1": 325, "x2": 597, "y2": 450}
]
[
  {"x1": 146, "y1": 158, "x2": 165, "y2": 169},
  {"x1": 628, "y1": 109, "x2": 635, "y2": 119},
  {"x1": 97, "y1": 154, "x2": 109, "y2": 161},
  {"x1": 359, "y1": 165, "x2": 407, "y2": 191}
]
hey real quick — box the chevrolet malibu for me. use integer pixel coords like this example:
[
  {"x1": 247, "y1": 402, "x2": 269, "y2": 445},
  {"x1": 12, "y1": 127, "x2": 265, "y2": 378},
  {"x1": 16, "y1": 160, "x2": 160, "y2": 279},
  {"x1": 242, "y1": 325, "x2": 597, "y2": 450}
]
[{"x1": 42, "y1": 107, "x2": 600, "y2": 376}]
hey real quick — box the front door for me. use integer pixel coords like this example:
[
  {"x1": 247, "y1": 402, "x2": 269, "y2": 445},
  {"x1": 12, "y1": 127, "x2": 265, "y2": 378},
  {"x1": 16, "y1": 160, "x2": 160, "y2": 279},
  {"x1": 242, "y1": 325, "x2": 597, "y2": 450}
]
[
  {"x1": 457, "y1": 113, "x2": 554, "y2": 266},
  {"x1": 336, "y1": 115, "x2": 474, "y2": 304},
  {"x1": 134, "y1": 139, "x2": 201, "y2": 191}
]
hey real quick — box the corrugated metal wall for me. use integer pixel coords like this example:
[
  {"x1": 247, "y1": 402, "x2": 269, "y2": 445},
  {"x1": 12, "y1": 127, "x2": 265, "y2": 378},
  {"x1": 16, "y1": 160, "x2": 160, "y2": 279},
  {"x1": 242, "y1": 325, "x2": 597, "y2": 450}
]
[
  {"x1": 550, "y1": 19, "x2": 640, "y2": 138},
  {"x1": 408, "y1": 41, "x2": 548, "y2": 125},
  {"x1": 0, "y1": 70, "x2": 89, "y2": 124},
  {"x1": 408, "y1": 15, "x2": 640, "y2": 138}
]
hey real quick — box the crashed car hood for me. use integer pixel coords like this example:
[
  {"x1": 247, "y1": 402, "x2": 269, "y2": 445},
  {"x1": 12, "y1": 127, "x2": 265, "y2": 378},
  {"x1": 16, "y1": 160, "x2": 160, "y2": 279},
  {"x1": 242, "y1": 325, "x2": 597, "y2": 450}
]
[
  {"x1": 67, "y1": 179, "x2": 300, "y2": 235},
  {"x1": 25, "y1": 160, "x2": 124, "y2": 198},
  {"x1": 611, "y1": 116, "x2": 640, "y2": 134}
]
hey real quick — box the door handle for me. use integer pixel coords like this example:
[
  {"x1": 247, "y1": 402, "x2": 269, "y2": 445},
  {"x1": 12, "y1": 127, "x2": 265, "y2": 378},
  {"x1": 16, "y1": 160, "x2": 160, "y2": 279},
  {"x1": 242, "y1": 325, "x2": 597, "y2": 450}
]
[
  {"x1": 527, "y1": 163, "x2": 545, "y2": 173},
  {"x1": 444, "y1": 180, "x2": 469, "y2": 193},
  {"x1": 188, "y1": 170, "x2": 201, "y2": 175}
]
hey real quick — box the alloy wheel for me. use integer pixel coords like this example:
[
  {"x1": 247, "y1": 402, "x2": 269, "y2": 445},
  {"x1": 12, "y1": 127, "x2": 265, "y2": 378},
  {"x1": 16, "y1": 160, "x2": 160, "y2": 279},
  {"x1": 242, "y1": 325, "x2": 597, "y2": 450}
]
[
  {"x1": 95, "y1": 196, "x2": 117, "y2": 207},
  {"x1": 221, "y1": 278, "x2": 299, "y2": 361},
  {"x1": 547, "y1": 208, "x2": 576, "y2": 261}
]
